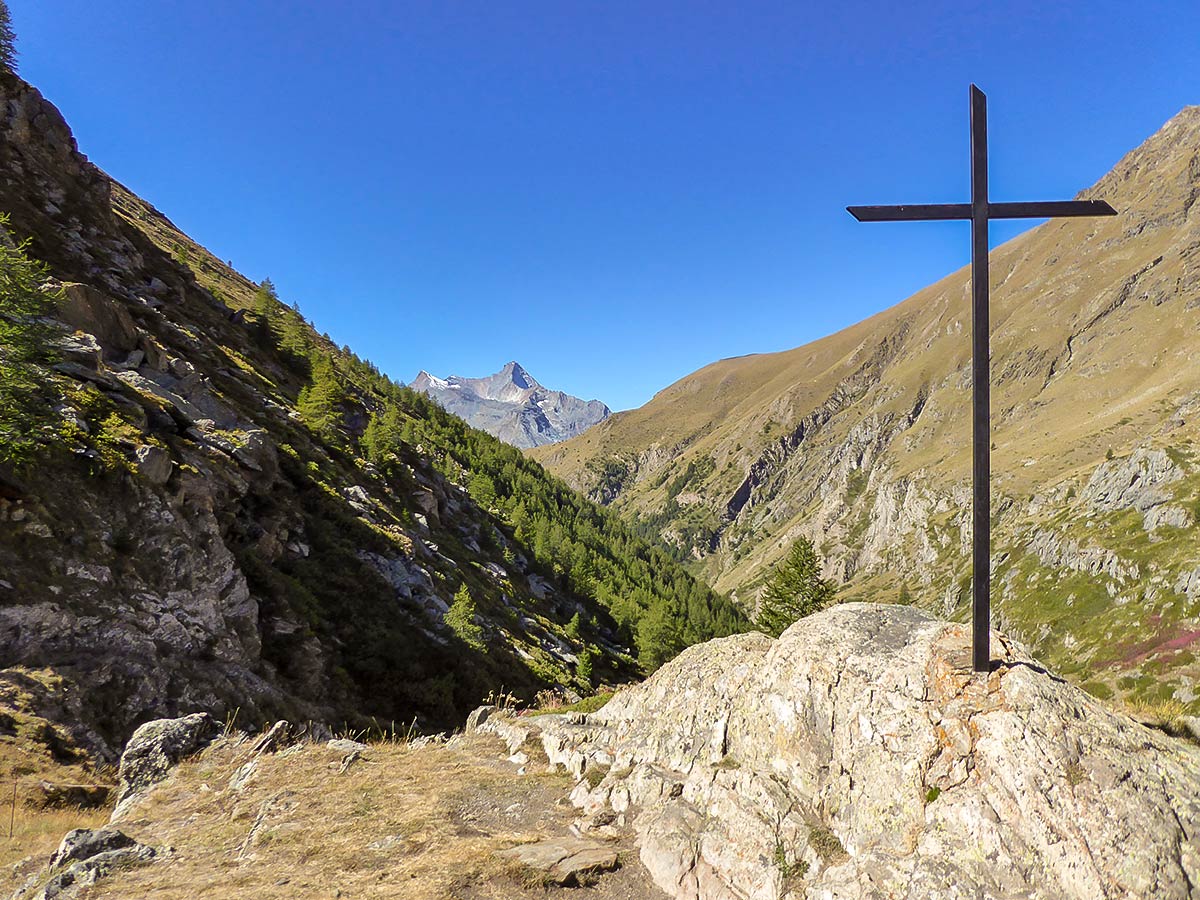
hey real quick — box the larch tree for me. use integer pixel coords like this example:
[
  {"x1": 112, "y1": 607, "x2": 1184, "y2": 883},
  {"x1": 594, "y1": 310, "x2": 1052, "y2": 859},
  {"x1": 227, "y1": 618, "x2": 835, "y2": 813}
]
[
  {"x1": 755, "y1": 536, "x2": 836, "y2": 638},
  {"x1": 0, "y1": 217, "x2": 57, "y2": 463},
  {"x1": 0, "y1": 1, "x2": 17, "y2": 74}
]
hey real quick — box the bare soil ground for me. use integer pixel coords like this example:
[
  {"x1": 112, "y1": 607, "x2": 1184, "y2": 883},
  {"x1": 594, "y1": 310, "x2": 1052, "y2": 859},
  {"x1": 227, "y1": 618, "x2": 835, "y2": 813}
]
[{"x1": 3, "y1": 731, "x2": 665, "y2": 900}]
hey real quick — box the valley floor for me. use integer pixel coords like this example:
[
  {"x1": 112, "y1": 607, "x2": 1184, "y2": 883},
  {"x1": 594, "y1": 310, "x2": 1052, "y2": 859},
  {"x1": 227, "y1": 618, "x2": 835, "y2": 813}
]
[{"x1": 4, "y1": 730, "x2": 664, "y2": 900}]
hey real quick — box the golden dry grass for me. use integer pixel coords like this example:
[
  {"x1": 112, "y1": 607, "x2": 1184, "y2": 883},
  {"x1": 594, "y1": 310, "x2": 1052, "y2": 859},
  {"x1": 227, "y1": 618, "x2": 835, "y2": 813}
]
[
  {"x1": 0, "y1": 733, "x2": 115, "y2": 888},
  {"x1": 1126, "y1": 698, "x2": 1196, "y2": 740},
  {"x1": 1, "y1": 803, "x2": 110, "y2": 882},
  {"x1": 61, "y1": 732, "x2": 653, "y2": 900}
]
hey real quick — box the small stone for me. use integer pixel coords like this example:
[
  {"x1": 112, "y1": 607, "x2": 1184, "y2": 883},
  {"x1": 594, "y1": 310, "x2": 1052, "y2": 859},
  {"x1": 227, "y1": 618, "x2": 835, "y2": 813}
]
[
  {"x1": 326, "y1": 738, "x2": 368, "y2": 753},
  {"x1": 134, "y1": 445, "x2": 173, "y2": 484}
]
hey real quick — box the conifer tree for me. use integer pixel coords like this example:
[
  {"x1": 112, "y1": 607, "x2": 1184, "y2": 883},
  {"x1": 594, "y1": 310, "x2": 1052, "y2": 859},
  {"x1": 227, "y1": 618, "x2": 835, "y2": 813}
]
[
  {"x1": 565, "y1": 611, "x2": 582, "y2": 640},
  {"x1": 445, "y1": 583, "x2": 485, "y2": 650},
  {"x1": 277, "y1": 311, "x2": 312, "y2": 366},
  {"x1": 0, "y1": 2, "x2": 17, "y2": 74},
  {"x1": 361, "y1": 403, "x2": 405, "y2": 463},
  {"x1": 296, "y1": 355, "x2": 344, "y2": 439},
  {"x1": 755, "y1": 537, "x2": 836, "y2": 638},
  {"x1": 0, "y1": 219, "x2": 57, "y2": 463},
  {"x1": 635, "y1": 603, "x2": 684, "y2": 671},
  {"x1": 252, "y1": 279, "x2": 279, "y2": 342},
  {"x1": 577, "y1": 646, "x2": 596, "y2": 687}
]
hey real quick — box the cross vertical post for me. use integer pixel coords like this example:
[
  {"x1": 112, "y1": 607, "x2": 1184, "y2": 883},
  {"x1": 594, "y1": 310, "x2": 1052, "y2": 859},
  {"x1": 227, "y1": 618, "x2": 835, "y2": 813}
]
[
  {"x1": 969, "y1": 85, "x2": 991, "y2": 673},
  {"x1": 846, "y1": 85, "x2": 1116, "y2": 673}
]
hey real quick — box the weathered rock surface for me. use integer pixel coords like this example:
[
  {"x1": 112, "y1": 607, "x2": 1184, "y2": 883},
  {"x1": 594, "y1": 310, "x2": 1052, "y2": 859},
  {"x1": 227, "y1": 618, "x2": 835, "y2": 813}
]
[
  {"x1": 36, "y1": 781, "x2": 109, "y2": 810},
  {"x1": 464, "y1": 704, "x2": 497, "y2": 734},
  {"x1": 113, "y1": 712, "x2": 217, "y2": 819},
  {"x1": 489, "y1": 604, "x2": 1200, "y2": 900},
  {"x1": 1082, "y1": 447, "x2": 1184, "y2": 516},
  {"x1": 12, "y1": 828, "x2": 156, "y2": 900},
  {"x1": 495, "y1": 835, "x2": 620, "y2": 885}
]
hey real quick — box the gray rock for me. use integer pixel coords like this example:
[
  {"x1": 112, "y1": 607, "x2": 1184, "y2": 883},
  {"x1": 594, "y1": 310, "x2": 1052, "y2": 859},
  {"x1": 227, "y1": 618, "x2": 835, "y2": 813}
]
[
  {"x1": 1144, "y1": 503, "x2": 1192, "y2": 531},
  {"x1": 133, "y1": 444, "x2": 172, "y2": 485},
  {"x1": 56, "y1": 331, "x2": 102, "y2": 369},
  {"x1": 15, "y1": 828, "x2": 157, "y2": 900},
  {"x1": 56, "y1": 283, "x2": 140, "y2": 359},
  {"x1": 523, "y1": 603, "x2": 1200, "y2": 900},
  {"x1": 113, "y1": 712, "x2": 218, "y2": 818},
  {"x1": 495, "y1": 836, "x2": 619, "y2": 885},
  {"x1": 48, "y1": 828, "x2": 137, "y2": 871},
  {"x1": 464, "y1": 705, "x2": 496, "y2": 734},
  {"x1": 1081, "y1": 447, "x2": 1182, "y2": 513},
  {"x1": 326, "y1": 738, "x2": 368, "y2": 753}
]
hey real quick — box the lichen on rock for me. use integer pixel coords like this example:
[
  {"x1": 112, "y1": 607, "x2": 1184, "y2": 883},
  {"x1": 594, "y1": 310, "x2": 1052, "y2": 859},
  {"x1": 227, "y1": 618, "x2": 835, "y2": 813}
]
[{"x1": 494, "y1": 603, "x2": 1200, "y2": 900}]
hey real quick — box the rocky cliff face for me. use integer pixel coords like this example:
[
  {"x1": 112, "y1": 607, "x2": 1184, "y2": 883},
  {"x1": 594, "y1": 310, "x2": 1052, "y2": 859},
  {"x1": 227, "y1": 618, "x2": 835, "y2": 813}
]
[
  {"x1": 411, "y1": 362, "x2": 610, "y2": 449},
  {"x1": 0, "y1": 69, "x2": 654, "y2": 759},
  {"x1": 533, "y1": 106, "x2": 1200, "y2": 714},
  {"x1": 489, "y1": 604, "x2": 1200, "y2": 900}
]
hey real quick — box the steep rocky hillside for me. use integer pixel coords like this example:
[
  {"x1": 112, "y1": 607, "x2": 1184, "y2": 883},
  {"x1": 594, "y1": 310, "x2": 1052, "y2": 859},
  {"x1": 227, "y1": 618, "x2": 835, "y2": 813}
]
[
  {"x1": 411, "y1": 361, "x2": 610, "y2": 449},
  {"x1": 533, "y1": 106, "x2": 1200, "y2": 712},
  {"x1": 0, "y1": 68, "x2": 743, "y2": 760}
]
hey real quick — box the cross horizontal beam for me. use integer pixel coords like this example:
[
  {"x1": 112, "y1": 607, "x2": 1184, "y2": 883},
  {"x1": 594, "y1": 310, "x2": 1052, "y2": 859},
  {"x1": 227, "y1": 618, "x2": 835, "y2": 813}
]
[{"x1": 847, "y1": 199, "x2": 1116, "y2": 222}]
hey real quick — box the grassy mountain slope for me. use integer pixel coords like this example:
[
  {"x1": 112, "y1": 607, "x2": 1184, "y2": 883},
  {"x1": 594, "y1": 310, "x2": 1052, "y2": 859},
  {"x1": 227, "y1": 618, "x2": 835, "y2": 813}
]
[
  {"x1": 533, "y1": 106, "x2": 1200, "y2": 711},
  {"x1": 0, "y1": 68, "x2": 744, "y2": 758}
]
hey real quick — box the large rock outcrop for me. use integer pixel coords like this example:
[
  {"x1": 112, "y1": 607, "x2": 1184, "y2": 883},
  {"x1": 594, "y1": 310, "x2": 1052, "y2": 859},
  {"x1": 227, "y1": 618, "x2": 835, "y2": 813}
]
[{"x1": 493, "y1": 603, "x2": 1200, "y2": 899}]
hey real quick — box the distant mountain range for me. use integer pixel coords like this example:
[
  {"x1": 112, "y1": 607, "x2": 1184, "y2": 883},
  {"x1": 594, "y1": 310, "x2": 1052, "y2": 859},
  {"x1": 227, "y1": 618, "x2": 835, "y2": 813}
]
[
  {"x1": 410, "y1": 362, "x2": 611, "y2": 449},
  {"x1": 533, "y1": 106, "x2": 1200, "y2": 713}
]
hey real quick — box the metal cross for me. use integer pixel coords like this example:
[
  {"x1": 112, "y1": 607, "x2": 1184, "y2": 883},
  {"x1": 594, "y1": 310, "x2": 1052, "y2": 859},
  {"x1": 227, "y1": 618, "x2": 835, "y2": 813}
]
[{"x1": 847, "y1": 85, "x2": 1116, "y2": 673}]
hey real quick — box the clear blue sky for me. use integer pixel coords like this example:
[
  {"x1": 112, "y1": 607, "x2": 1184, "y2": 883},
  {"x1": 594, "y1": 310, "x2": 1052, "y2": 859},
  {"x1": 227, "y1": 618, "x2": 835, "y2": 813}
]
[{"x1": 11, "y1": 1, "x2": 1198, "y2": 410}]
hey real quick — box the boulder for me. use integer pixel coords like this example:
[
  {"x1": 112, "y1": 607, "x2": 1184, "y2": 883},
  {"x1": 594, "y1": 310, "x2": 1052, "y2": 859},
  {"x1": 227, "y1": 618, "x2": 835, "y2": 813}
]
[
  {"x1": 48, "y1": 828, "x2": 138, "y2": 871},
  {"x1": 133, "y1": 445, "x2": 172, "y2": 485},
  {"x1": 113, "y1": 712, "x2": 217, "y2": 818},
  {"x1": 527, "y1": 603, "x2": 1200, "y2": 900},
  {"x1": 495, "y1": 836, "x2": 619, "y2": 886},
  {"x1": 56, "y1": 331, "x2": 102, "y2": 369},
  {"x1": 464, "y1": 705, "x2": 496, "y2": 734},
  {"x1": 36, "y1": 782, "x2": 109, "y2": 810},
  {"x1": 56, "y1": 283, "x2": 140, "y2": 359},
  {"x1": 411, "y1": 489, "x2": 440, "y2": 527},
  {"x1": 13, "y1": 828, "x2": 156, "y2": 900}
]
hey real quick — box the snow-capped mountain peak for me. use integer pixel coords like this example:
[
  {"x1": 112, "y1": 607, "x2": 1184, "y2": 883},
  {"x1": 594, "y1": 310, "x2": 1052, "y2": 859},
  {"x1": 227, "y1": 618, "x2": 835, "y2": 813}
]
[{"x1": 409, "y1": 363, "x2": 610, "y2": 449}]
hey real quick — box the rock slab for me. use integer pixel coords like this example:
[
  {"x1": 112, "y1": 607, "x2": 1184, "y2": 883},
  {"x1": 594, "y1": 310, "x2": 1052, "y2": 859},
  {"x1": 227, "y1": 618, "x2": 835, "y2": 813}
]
[
  {"x1": 496, "y1": 836, "x2": 620, "y2": 885},
  {"x1": 499, "y1": 603, "x2": 1200, "y2": 900}
]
